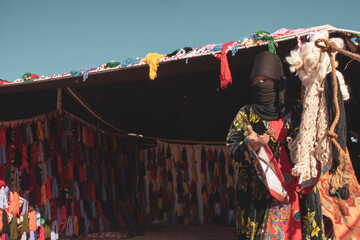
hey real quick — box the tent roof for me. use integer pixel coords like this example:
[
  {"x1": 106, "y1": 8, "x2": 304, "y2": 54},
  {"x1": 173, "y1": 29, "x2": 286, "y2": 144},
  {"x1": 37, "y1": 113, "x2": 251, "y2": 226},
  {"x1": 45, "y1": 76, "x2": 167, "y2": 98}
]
[{"x1": 1, "y1": 24, "x2": 358, "y2": 94}]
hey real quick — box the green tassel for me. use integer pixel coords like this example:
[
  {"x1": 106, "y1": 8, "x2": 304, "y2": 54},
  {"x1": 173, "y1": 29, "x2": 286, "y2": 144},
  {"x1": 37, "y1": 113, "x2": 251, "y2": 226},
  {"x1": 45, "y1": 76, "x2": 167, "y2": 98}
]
[
  {"x1": 253, "y1": 30, "x2": 277, "y2": 54},
  {"x1": 45, "y1": 224, "x2": 51, "y2": 238},
  {"x1": 5, "y1": 167, "x2": 12, "y2": 186},
  {"x1": 21, "y1": 213, "x2": 29, "y2": 234},
  {"x1": 41, "y1": 205, "x2": 45, "y2": 226},
  {"x1": 105, "y1": 61, "x2": 120, "y2": 68},
  {"x1": 9, "y1": 217, "x2": 18, "y2": 240},
  {"x1": 22, "y1": 73, "x2": 32, "y2": 82}
]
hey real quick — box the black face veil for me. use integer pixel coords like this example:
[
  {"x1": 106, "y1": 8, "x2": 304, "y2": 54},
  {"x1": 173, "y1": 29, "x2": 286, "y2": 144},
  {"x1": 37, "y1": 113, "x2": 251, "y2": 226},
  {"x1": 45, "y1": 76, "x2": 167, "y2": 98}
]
[{"x1": 250, "y1": 51, "x2": 286, "y2": 121}]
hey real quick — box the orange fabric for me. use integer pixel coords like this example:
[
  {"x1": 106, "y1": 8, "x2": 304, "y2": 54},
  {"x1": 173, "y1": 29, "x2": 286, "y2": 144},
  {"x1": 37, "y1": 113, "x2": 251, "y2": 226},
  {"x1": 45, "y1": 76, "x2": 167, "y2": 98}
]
[
  {"x1": 29, "y1": 210, "x2": 37, "y2": 231},
  {"x1": 319, "y1": 150, "x2": 360, "y2": 240},
  {"x1": 9, "y1": 192, "x2": 19, "y2": 215}
]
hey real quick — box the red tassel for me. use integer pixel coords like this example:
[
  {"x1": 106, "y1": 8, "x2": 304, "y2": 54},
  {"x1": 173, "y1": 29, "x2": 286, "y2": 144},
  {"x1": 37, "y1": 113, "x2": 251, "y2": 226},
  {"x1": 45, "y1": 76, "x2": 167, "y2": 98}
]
[
  {"x1": 51, "y1": 200, "x2": 57, "y2": 221},
  {"x1": 19, "y1": 144, "x2": 29, "y2": 170},
  {"x1": 61, "y1": 167, "x2": 68, "y2": 188},
  {"x1": 6, "y1": 146, "x2": 13, "y2": 167},
  {"x1": 39, "y1": 225, "x2": 45, "y2": 240},
  {"x1": 46, "y1": 180, "x2": 52, "y2": 200},
  {"x1": 57, "y1": 153, "x2": 62, "y2": 174},
  {"x1": 60, "y1": 205, "x2": 67, "y2": 222},
  {"x1": 67, "y1": 161, "x2": 74, "y2": 180},
  {"x1": 227, "y1": 187, "x2": 235, "y2": 201},
  {"x1": 14, "y1": 127, "x2": 22, "y2": 148},
  {"x1": 215, "y1": 41, "x2": 234, "y2": 89},
  {"x1": 191, "y1": 202, "x2": 198, "y2": 216},
  {"x1": 89, "y1": 129, "x2": 94, "y2": 148},
  {"x1": 0, "y1": 167, "x2": 5, "y2": 187},
  {"x1": 220, "y1": 195, "x2": 228, "y2": 209},
  {"x1": 97, "y1": 201, "x2": 103, "y2": 217},
  {"x1": 90, "y1": 182, "x2": 96, "y2": 201},
  {"x1": 207, "y1": 149, "x2": 213, "y2": 162},
  {"x1": 0, "y1": 128, "x2": 6, "y2": 146},
  {"x1": 74, "y1": 200, "x2": 81, "y2": 217},
  {"x1": 117, "y1": 214, "x2": 126, "y2": 229}
]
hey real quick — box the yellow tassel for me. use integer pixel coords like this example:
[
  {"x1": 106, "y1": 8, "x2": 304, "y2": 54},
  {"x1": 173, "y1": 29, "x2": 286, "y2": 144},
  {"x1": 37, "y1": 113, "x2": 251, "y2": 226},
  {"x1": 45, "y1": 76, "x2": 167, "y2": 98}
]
[
  {"x1": 73, "y1": 216, "x2": 79, "y2": 236},
  {"x1": 82, "y1": 126, "x2": 87, "y2": 145},
  {"x1": 147, "y1": 172, "x2": 151, "y2": 182},
  {"x1": 37, "y1": 121, "x2": 44, "y2": 141},
  {"x1": 178, "y1": 203, "x2": 183, "y2": 216},
  {"x1": 41, "y1": 183, "x2": 47, "y2": 206},
  {"x1": 184, "y1": 217, "x2": 190, "y2": 226},
  {"x1": 191, "y1": 169, "x2": 197, "y2": 182},
  {"x1": 163, "y1": 212, "x2": 168, "y2": 222},
  {"x1": 207, "y1": 182, "x2": 213, "y2": 194},
  {"x1": 142, "y1": 53, "x2": 162, "y2": 80},
  {"x1": 167, "y1": 181, "x2": 172, "y2": 192},
  {"x1": 214, "y1": 163, "x2": 219, "y2": 175},
  {"x1": 228, "y1": 176, "x2": 234, "y2": 186},
  {"x1": 176, "y1": 148, "x2": 181, "y2": 162},
  {"x1": 184, "y1": 183, "x2": 189, "y2": 195},
  {"x1": 201, "y1": 173, "x2": 206, "y2": 185}
]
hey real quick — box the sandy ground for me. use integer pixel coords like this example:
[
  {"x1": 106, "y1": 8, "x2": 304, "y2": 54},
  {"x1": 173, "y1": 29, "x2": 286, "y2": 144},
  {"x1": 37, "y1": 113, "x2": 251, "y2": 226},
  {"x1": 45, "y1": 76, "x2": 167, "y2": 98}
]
[{"x1": 60, "y1": 224, "x2": 237, "y2": 240}]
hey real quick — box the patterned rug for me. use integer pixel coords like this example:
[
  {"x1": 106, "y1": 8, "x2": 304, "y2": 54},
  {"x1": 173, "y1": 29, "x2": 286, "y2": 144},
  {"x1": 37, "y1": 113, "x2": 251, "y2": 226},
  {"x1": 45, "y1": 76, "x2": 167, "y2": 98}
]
[{"x1": 319, "y1": 153, "x2": 360, "y2": 240}]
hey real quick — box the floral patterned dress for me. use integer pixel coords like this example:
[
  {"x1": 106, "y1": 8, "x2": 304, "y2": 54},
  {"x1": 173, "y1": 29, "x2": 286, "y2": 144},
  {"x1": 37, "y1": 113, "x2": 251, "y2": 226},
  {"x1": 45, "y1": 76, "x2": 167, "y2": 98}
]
[{"x1": 226, "y1": 103, "x2": 325, "y2": 240}]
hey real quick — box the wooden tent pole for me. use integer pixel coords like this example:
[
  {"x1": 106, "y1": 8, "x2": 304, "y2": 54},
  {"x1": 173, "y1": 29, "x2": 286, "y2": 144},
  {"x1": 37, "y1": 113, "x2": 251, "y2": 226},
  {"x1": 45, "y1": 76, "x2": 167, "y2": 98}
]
[{"x1": 57, "y1": 88, "x2": 62, "y2": 112}]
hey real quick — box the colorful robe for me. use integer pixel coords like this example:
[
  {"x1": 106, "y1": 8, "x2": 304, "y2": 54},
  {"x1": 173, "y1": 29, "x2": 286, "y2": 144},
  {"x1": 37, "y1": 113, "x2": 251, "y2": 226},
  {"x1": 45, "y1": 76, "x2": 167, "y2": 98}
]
[{"x1": 226, "y1": 103, "x2": 325, "y2": 240}]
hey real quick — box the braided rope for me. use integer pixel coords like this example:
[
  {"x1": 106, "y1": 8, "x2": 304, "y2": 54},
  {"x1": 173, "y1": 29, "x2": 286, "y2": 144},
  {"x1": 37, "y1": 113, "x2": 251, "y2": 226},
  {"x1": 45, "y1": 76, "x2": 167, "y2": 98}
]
[{"x1": 314, "y1": 38, "x2": 351, "y2": 194}]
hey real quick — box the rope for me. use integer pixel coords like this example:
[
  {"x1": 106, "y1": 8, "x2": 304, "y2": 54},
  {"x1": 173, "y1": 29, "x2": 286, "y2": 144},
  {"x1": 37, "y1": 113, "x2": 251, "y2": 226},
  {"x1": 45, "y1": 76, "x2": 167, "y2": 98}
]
[
  {"x1": 314, "y1": 38, "x2": 351, "y2": 194},
  {"x1": 65, "y1": 87, "x2": 127, "y2": 134},
  {"x1": 315, "y1": 38, "x2": 360, "y2": 62}
]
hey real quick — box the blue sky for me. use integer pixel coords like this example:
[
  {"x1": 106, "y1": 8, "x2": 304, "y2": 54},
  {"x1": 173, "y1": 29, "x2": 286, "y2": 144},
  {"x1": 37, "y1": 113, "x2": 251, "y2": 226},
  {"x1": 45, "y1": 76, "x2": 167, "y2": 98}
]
[{"x1": 1, "y1": 0, "x2": 359, "y2": 81}]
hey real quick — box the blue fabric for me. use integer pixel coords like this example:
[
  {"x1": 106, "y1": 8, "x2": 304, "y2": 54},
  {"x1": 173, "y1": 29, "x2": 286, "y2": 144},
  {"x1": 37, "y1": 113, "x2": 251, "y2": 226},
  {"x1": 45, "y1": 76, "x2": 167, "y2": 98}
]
[
  {"x1": 210, "y1": 44, "x2": 222, "y2": 52},
  {"x1": 121, "y1": 57, "x2": 141, "y2": 67},
  {"x1": 70, "y1": 66, "x2": 96, "y2": 82}
]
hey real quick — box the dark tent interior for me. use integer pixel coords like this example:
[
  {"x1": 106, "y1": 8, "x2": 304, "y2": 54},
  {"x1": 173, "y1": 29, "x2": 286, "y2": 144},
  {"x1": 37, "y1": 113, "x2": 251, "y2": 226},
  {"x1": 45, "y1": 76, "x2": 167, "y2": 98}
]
[{"x1": 0, "y1": 30, "x2": 358, "y2": 154}]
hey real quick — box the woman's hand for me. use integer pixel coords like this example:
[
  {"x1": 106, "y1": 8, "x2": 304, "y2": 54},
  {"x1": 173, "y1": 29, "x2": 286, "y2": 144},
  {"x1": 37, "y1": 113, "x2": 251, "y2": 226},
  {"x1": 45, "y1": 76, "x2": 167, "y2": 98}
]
[{"x1": 247, "y1": 125, "x2": 269, "y2": 152}]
